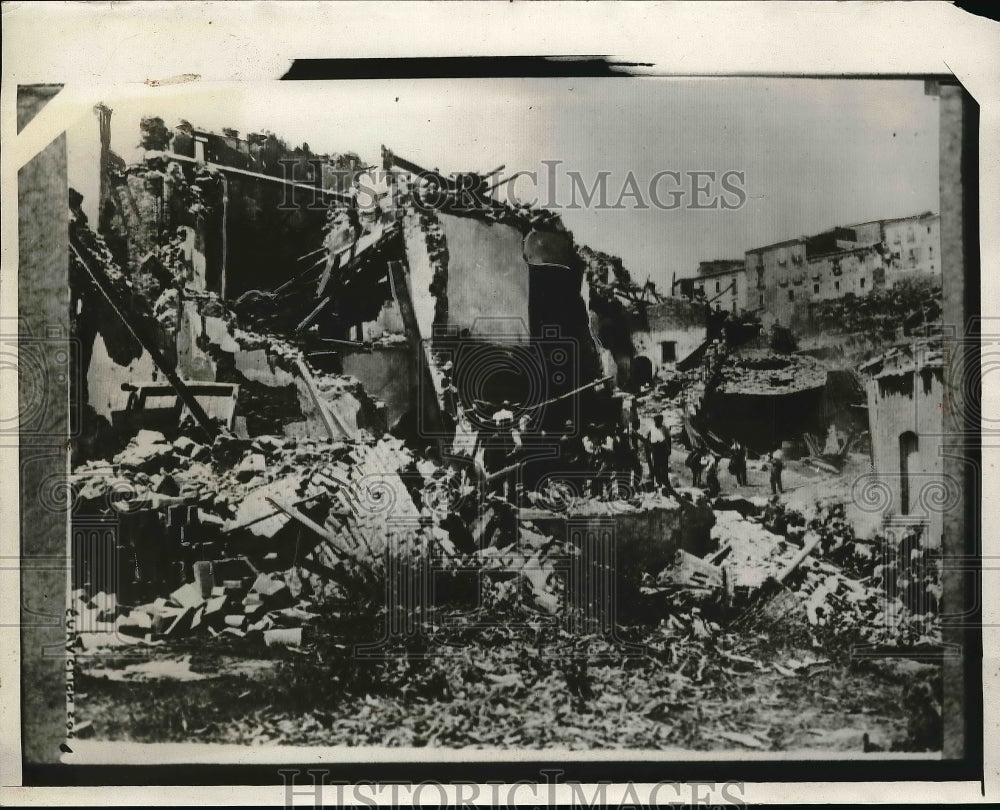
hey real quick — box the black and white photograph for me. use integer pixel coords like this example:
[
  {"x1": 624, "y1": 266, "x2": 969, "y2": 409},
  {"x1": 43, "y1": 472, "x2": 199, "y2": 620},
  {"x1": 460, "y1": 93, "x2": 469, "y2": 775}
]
[{"x1": 3, "y1": 2, "x2": 996, "y2": 805}]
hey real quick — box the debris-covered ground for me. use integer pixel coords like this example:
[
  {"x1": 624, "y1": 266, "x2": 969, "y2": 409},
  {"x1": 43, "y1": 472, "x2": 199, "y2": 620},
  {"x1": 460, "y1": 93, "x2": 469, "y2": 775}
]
[
  {"x1": 70, "y1": 410, "x2": 942, "y2": 751},
  {"x1": 74, "y1": 616, "x2": 939, "y2": 751}
]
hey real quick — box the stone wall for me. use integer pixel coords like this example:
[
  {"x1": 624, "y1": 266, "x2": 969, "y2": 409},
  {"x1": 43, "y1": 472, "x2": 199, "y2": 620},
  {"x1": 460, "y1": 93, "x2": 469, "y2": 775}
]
[
  {"x1": 437, "y1": 213, "x2": 530, "y2": 339},
  {"x1": 525, "y1": 500, "x2": 717, "y2": 614},
  {"x1": 342, "y1": 346, "x2": 414, "y2": 432},
  {"x1": 865, "y1": 365, "x2": 945, "y2": 546},
  {"x1": 629, "y1": 298, "x2": 707, "y2": 372}
]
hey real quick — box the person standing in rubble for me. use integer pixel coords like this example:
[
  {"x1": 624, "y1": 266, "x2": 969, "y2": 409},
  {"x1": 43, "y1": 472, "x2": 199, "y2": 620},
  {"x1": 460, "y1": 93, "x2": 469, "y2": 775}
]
[
  {"x1": 686, "y1": 443, "x2": 705, "y2": 487},
  {"x1": 769, "y1": 447, "x2": 785, "y2": 494},
  {"x1": 704, "y1": 453, "x2": 721, "y2": 497},
  {"x1": 728, "y1": 438, "x2": 748, "y2": 487},
  {"x1": 644, "y1": 414, "x2": 672, "y2": 493},
  {"x1": 627, "y1": 398, "x2": 641, "y2": 445},
  {"x1": 494, "y1": 415, "x2": 517, "y2": 499},
  {"x1": 612, "y1": 429, "x2": 642, "y2": 497},
  {"x1": 582, "y1": 423, "x2": 612, "y2": 496},
  {"x1": 506, "y1": 411, "x2": 533, "y2": 495}
]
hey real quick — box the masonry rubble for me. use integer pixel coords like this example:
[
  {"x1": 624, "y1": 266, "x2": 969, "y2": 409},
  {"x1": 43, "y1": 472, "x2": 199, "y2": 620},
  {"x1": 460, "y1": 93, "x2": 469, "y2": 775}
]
[{"x1": 68, "y1": 123, "x2": 943, "y2": 675}]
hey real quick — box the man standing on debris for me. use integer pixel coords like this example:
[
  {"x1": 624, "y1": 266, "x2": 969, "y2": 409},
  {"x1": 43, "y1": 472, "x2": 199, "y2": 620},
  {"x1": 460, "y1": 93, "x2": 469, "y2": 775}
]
[
  {"x1": 582, "y1": 423, "x2": 612, "y2": 496},
  {"x1": 506, "y1": 412, "x2": 532, "y2": 492},
  {"x1": 627, "y1": 397, "x2": 641, "y2": 442},
  {"x1": 644, "y1": 414, "x2": 672, "y2": 493},
  {"x1": 686, "y1": 443, "x2": 705, "y2": 487},
  {"x1": 611, "y1": 429, "x2": 642, "y2": 496},
  {"x1": 704, "y1": 453, "x2": 721, "y2": 497},
  {"x1": 729, "y1": 438, "x2": 748, "y2": 487},
  {"x1": 769, "y1": 447, "x2": 785, "y2": 494}
]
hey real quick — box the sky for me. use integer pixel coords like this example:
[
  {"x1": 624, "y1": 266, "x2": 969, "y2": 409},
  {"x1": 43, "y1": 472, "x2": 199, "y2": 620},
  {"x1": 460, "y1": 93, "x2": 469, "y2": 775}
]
[{"x1": 67, "y1": 77, "x2": 939, "y2": 290}]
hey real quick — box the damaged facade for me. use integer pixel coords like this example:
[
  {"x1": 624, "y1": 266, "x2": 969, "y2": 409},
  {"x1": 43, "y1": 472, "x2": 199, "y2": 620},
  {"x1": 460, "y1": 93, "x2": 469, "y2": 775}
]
[{"x1": 862, "y1": 341, "x2": 946, "y2": 547}]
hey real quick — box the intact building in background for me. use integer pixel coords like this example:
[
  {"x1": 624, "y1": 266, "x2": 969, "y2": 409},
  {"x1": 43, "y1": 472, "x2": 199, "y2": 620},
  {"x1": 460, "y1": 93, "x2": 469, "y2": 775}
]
[
  {"x1": 675, "y1": 211, "x2": 940, "y2": 330},
  {"x1": 877, "y1": 212, "x2": 941, "y2": 285},
  {"x1": 673, "y1": 259, "x2": 746, "y2": 316}
]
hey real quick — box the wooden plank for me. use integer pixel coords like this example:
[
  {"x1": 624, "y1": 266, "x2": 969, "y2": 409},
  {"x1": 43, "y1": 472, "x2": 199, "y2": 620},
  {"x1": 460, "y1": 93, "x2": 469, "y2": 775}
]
[
  {"x1": 773, "y1": 531, "x2": 823, "y2": 586},
  {"x1": 69, "y1": 240, "x2": 219, "y2": 442},
  {"x1": 294, "y1": 296, "x2": 331, "y2": 333},
  {"x1": 265, "y1": 497, "x2": 363, "y2": 567},
  {"x1": 294, "y1": 358, "x2": 341, "y2": 440},
  {"x1": 223, "y1": 492, "x2": 344, "y2": 534},
  {"x1": 298, "y1": 245, "x2": 327, "y2": 264},
  {"x1": 524, "y1": 374, "x2": 615, "y2": 413},
  {"x1": 315, "y1": 251, "x2": 340, "y2": 298}
]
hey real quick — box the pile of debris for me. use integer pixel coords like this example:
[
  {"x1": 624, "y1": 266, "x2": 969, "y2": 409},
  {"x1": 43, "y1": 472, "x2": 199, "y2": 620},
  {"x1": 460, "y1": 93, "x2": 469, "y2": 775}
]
[
  {"x1": 72, "y1": 568, "x2": 318, "y2": 652},
  {"x1": 715, "y1": 351, "x2": 827, "y2": 394},
  {"x1": 808, "y1": 280, "x2": 943, "y2": 344},
  {"x1": 648, "y1": 496, "x2": 942, "y2": 650},
  {"x1": 70, "y1": 415, "x2": 598, "y2": 651}
]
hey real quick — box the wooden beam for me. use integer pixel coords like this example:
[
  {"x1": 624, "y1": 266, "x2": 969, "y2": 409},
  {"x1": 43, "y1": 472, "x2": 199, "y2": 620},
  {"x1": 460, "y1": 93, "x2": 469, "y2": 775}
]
[
  {"x1": 524, "y1": 374, "x2": 615, "y2": 413},
  {"x1": 223, "y1": 491, "x2": 340, "y2": 534},
  {"x1": 773, "y1": 531, "x2": 823, "y2": 586},
  {"x1": 294, "y1": 296, "x2": 331, "y2": 333},
  {"x1": 69, "y1": 239, "x2": 219, "y2": 442},
  {"x1": 315, "y1": 251, "x2": 340, "y2": 298},
  {"x1": 293, "y1": 358, "x2": 355, "y2": 440},
  {"x1": 266, "y1": 497, "x2": 351, "y2": 558}
]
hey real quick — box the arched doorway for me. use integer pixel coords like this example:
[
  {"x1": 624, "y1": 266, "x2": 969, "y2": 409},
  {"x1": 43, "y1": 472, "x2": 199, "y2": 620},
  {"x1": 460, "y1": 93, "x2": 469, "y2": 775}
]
[
  {"x1": 899, "y1": 431, "x2": 919, "y2": 515},
  {"x1": 630, "y1": 355, "x2": 653, "y2": 390}
]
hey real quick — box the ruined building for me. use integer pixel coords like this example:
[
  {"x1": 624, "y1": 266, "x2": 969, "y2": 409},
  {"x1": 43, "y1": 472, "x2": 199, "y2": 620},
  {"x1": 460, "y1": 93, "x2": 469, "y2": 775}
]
[{"x1": 861, "y1": 340, "x2": 946, "y2": 547}]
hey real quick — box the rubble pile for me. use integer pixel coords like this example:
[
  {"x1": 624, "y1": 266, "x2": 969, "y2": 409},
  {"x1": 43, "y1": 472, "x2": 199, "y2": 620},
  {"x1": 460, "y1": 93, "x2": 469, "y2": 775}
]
[
  {"x1": 650, "y1": 496, "x2": 942, "y2": 650},
  {"x1": 709, "y1": 509, "x2": 789, "y2": 590},
  {"x1": 75, "y1": 429, "x2": 327, "y2": 515},
  {"x1": 528, "y1": 485, "x2": 684, "y2": 516},
  {"x1": 66, "y1": 121, "x2": 946, "y2": 750},
  {"x1": 72, "y1": 431, "x2": 443, "y2": 649},
  {"x1": 183, "y1": 291, "x2": 386, "y2": 439},
  {"x1": 715, "y1": 351, "x2": 827, "y2": 394},
  {"x1": 808, "y1": 280, "x2": 943, "y2": 343},
  {"x1": 71, "y1": 417, "x2": 588, "y2": 651},
  {"x1": 72, "y1": 568, "x2": 318, "y2": 653}
]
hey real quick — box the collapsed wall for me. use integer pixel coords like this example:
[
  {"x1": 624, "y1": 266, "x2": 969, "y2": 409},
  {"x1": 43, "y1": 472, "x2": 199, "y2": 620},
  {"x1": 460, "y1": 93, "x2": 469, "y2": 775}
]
[
  {"x1": 177, "y1": 296, "x2": 386, "y2": 439},
  {"x1": 69, "y1": 125, "x2": 732, "y2": 647},
  {"x1": 401, "y1": 197, "x2": 605, "y2": 442},
  {"x1": 436, "y1": 212, "x2": 530, "y2": 339}
]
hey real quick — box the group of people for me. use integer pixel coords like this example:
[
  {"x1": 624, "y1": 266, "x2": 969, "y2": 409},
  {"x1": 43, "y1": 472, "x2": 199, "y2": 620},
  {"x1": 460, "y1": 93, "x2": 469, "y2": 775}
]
[
  {"x1": 455, "y1": 378, "x2": 788, "y2": 501},
  {"x1": 638, "y1": 415, "x2": 789, "y2": 499}
]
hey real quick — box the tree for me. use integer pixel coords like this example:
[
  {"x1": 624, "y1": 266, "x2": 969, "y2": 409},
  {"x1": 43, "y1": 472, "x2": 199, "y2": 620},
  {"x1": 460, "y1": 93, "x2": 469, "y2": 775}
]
[{"x1": 139, "y1": 115, "x2": 171, "y2": 151}]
